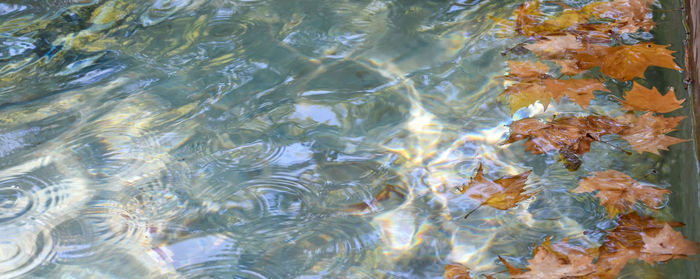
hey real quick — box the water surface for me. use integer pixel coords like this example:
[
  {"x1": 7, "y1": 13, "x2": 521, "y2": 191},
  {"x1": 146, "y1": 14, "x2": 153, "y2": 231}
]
[{"x1": 0, "y1": 0, "x2": 698, "y2": 278}]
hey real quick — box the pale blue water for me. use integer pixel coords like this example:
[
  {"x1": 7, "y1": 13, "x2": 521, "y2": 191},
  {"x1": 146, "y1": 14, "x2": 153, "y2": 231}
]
[{"x1": 0, "y1": 0, "x2": 698, "y2": 278}]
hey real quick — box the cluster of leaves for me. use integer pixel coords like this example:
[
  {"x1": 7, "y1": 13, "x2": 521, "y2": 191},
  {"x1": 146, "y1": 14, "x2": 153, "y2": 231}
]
[{"x1": 446, "y1": 1, "x2": 698, "y2": 278}]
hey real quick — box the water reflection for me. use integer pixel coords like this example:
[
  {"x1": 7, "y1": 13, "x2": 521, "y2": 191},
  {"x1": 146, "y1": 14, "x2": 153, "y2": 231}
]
[{"x1": 0, "y1": 0, "x2": 692, "y2": 278}]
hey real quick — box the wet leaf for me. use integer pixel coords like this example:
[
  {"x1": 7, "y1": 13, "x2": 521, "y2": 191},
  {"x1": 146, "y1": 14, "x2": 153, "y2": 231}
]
[
  {"x1": 498, "y1": 256, "x2": 526, "y2": 275},
  {"x1": 581, "y1": 0, "x2": 656, "y2": 33},
  {"x1": 503, "y1": 77, "x2": 607, "y2": 114},
  {"x1": 572, "y1": 170, "x2": 670, "y2": 217},
  {"x1": 506, "y1": 60, "x2": 550, "y2": 80},
  {"x1": 444, "y1": 263, "x2": 472, "y2": 279},
  {"x1": 460, "y1": 164, "x2": 532, "y2": 215},
  {"x1": 640, "y1": 224, "x2": 699, "y2": 264},
  {"x1": 621, "y1": 82, "x2": 685, "y2": 113},
  {"x1": 524, "y1": 34, "x2": 582, "y2": 59},
  {"x1": 514, "y1": 238, "x2": 596, "y2": 279},
  {"x1": 506, "y1": 116, "x2": 626, "y2": 155},
  {"x1": 619, "y1": 112, "x2": 688, "y2": 155},
  {"x1": 572, "y1": 43, "x2": 682, "y2": 81}
]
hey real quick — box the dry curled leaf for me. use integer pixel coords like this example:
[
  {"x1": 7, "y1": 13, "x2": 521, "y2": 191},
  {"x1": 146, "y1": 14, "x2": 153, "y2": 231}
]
[
  {"x1": 619, "y1": 112, "x2": 688, "y2": 155},
  {"x1": 459, "y1": 164, "x2": 532, "y2": 217},
  {"x1": 572, "y1": 170, "x2": 670, "y2": 217},
  {"x1": 621, "y1": 82, "x2": 685, "y2": 113},
  {"x1": 444, "y1": 263, "x2": 472, "y2": 279}
]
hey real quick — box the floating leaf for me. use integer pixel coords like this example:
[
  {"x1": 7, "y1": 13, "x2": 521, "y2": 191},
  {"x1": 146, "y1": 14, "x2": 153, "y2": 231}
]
[
  {"x1": 619, "y1": 112, "x2": 688, "y2": 155},
  {"x1": 572, "y1": 170, "x2": 670, "y2": 217},
  {"x1": 444, "y1": 263, "x2": 472, "y2": 279},
  {"x1": 460, "y1": 164, "x2": 532, "y2": 217},
  {"x1": 573, "y1": 43, "x2": 682, "y2": 81},
  {"x1": 503, "y1": 77, "x2": 607, "y2": 114},
  {"x1": 513, "y1": 238, "x2": 597, "y2": 279},
  {"x1": 507, "y1": 116, "x2": 626, "y2": 155},
  {"x1": 621, "y1": 82, "x2": 685, "y2": 113},
  {"x1": 524, "y1": 34, "x2": 582, "y2": 58},
  {"x1": 640, "y1": 224, "x2": 699, "y2": 264}
]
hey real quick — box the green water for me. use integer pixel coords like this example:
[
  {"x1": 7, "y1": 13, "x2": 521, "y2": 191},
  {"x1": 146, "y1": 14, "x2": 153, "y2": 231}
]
[{"x1": 0, "y1": 0, "x2": 698, "y2": 278}]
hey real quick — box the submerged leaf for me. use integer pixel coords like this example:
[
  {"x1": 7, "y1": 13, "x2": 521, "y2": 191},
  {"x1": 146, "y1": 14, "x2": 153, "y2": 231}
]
[
  {"x1": 514, "y1": 238, "x2": 597, "y2": 279},
  {"x1": 444, "y1": 263, "x2": 472, "y2": 279},
  {"x1": 621, "y1": 83, "x2": 685, "y2": 113},
  {"x1": 640, "y1": 224, "x2": 699, "y2": 263},
  {"x1": 619, "y1": 112, "x2": 688, "y2": 155},
  {"x1": 507, "y1": 116, "x2": 626, "y2": 155},
  {"x1": 572, "y1": 170, "x2": 670, "y2": 217},
  {"x1": 460, "y1": 164, "x2": 532, "y2": 213},
  {"x1": 573, "y1": 43, "x2": 682, "y2": 81}
]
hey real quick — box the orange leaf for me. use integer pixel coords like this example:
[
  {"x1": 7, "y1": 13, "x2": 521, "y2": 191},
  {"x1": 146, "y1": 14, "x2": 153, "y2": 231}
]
[
  {"x1": 507, "y1": 116, "x2": 626, "y2": 155},
  {"x1": 506, "y1": 60, "x2": 550, "y2": 80},
  {"x1": 524, "y1": 34, "x2": 582, "y2": 59},
  {"x1": 572, "y1": 170, "x2": 670, "y2": 217},
  {"x1": 460, "y1": 164, "x2": 532, "y2": 211},
  {"x1": 444, "y1": 263, "x2": 472, "y2": 279},
  {"x1": 640, "y1": 224, "x2": 699, "y2": 264},
  {"x1": 514, "y1": 238, "x2": 596, "y2": 279},
  {"x1": 581, "y1": 0, "x2": 656, "y2": 33},
  {"x1": 620, "y1": 112, "x2": 688, "y2": 155},
  {"x1": 573, "y1": 43, "x2": 682, "y2": 81},
  {"x1": 503, "y1": 78, "x2": 606, "y2": 114},
  {"x1": 498, "y1": 256, "x2": 526, "y2": 275},
  {"x1": 621, "y1": 82, "x2": 685, "y2": 113}
]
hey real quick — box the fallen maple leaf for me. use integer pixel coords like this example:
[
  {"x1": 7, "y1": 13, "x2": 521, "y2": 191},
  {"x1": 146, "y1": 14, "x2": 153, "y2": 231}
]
[
  {"x1": 498, "y1": 256, "x2": 526, "y2": 275},
  {"x1": 507, "y1": 116, "x2": 626, "y2": 155},
  {"x1": 621, "y1": 82, "x2": 685, "y2": 113},
  {"x1": 506, "y1": 60, "x2": 551, "y2": 80},
  {"x1": 589, "y1": 213, "x2": 688, "y2": 278},
  {"x1": 572, "y1": 170, "x2": 670, "y2": 217},
  {"x1": 513, "y1": 238, "x2": 597, "y2": 279},
  {"x1": 573, "y1": 43, "x2": 682, "y2": 81},
  {"x1": 640, "y1": 224, "x2": 699, "y2": 264},
  {"x1": 581, "y1": 0, "x2": 656, "y2": 33},
  {"x1": 444, "y1": 263, "x2": 472, "y2": 279},
  {"x1": 524, "y1": 34, "x2": 583, "y2": 59},
  {"x1": 503, "y1": 78, "x2": 607, "y2": 114},
  {"x1": 514, "y1": 1, "x2": 544, "y2": 36},
  {"x1": 619, "y1": 112, "x2": 688, "y2": 155},
  {"x1": 459, "y1": 164, "x2": 532, "y2": 218}
]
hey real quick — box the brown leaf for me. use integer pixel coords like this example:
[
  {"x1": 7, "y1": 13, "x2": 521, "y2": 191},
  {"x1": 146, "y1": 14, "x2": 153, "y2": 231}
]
[
  {"x1": 514, "y1": 1, "x2": 544, "y2": 36},
  {"x1": 460, "y1": 164, "x2": 532, "y2": 212},
  {"x1": 572, "y1": 43, "x2": 682, "y2": 81},
  {"x1": 640, "y1": 224, "x2": 699, "y2": 264},
  {"x1": 525, "y1": 34, "x2": 583, "y2": 58},
  {"x1": 507, "y1": 116, "x2": 626, "y2": 155},
  {"x1": 581, "y1": 0, "x2": 656, "y2": 33},
  {"x1": 514, "y1": 238, "x2": 596, "y2": 279},
  {"x1": 621, "y1": 82, "x2": 685, "y2": 113},
  {"x1": 572, "y1": 170, "x2": 670, "y2": 217},
  {"x1": 506, "y1": 60, "x2": 550, "y2": 80},
  {"x1": 620, "y1": 112, "x2": 688, "y2": 155},
  {"x1": 503, "y1": 78, "x2": 607, "y2": 114},
  {"x1": 444, "y1": 263, "x2": 472, "y2": 279},
  {"x1": 499, "y1": 256, "x2": 526, "y2": 275}
]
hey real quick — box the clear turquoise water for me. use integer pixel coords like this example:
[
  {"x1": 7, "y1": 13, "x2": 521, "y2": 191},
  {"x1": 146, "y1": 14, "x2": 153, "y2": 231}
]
[{"x1": 0, "y1": 0, "x2": 698, "y2": 278}]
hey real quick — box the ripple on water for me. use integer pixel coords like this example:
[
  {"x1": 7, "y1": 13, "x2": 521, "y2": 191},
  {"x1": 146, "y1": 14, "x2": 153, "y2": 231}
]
[
  {"x1": 0, "y1": 229, "x2": 54, "y2": 278},
  {"x1": 81, "y1": 200, "x2": 147, "y2": 248},
  {"x1": 140, "y1": 0, "x2": 192, "y2": 27},
  {"x1": 202, "y1": 175, "x2": 318, "y2": 241}
]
